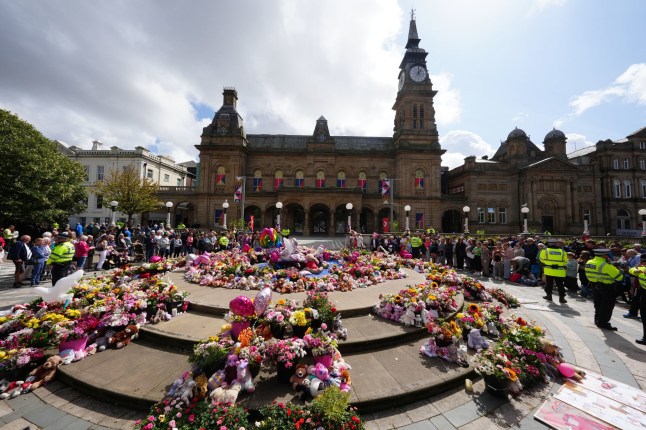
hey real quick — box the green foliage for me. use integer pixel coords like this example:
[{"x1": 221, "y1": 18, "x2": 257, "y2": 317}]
[
  {"x1": 391, "y1": 220, "x2": 400, "y2": 232},
  {"x1": 93, "y1": 165, "x2": 159, "y2": 225},
  {"x1": 311, "y1": 385, "x2": 352, "y2": 422},
  {"x1": 0, "y1": 109, "x2": 86, "y2": 225}
]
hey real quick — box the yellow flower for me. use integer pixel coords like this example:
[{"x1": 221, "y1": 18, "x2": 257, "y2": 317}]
[
  {"x1": 456, "y1": 313, "x2": 465, "y2": 319},
  {"x1": 220, "y1": 324, "x2": 231, "y2": 333},
  {"x1": 65, "y1": 309, "x2": 81, "y2": 319},
  {"x1": 0, "y1": 351, "x2": 6, "y2": 359},
  {"x1": 428, "y1": 295, "x2": 437, "y2": 301},
  {"x1": 25, "y1": 318, "x2": 40, "y2": 329}
]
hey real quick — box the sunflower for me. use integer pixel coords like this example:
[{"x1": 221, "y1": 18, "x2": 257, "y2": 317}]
[{"x1": 467, "y1": 303, "x2": 481, "y2": 314}]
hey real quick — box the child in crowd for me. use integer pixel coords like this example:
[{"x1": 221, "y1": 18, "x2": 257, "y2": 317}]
[
  {"x1": 519, "y1": 269, "x2": 540, "y2": 286},
  {"x1": 565, "y1": 252, "x2": 579, "y2": 293}
]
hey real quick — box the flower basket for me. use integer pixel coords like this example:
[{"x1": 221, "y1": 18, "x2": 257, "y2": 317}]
[
  {"x1": 276, "y1": 361, "x2": 295, "y2": 383},
  {"x1": 483, "y1": 374, "x2": 511, "y2": 398},
  {"x1": 313, "y1": 354, "x2": 334, "y2": 368},
  {"x1": 231, "y1": 321, "x2": 251, "y2": 341},
  {"x1": 270, "y1": 324, "x2": 286, "y2": 339},
  {"x1": 292, "y1": 325, "x2": 308, "y2": 338},
  {"x1": 59, "y1": 336, "x2": 88, "y2": 352}
]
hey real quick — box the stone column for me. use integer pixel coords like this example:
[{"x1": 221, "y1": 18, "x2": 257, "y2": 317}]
[
  {"x1": 304, "y1": 210, "x2": 310, "y2": 236},
  {"x1": 565, "y1": 179, "x2": 572, "y2": 221}
]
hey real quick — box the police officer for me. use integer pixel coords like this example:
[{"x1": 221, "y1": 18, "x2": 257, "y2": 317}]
[
  {"x1": 410, "y1": 233, "x2": 423, "y2": 259},
  {"x1": 628, "y1": 255, "x2": 646, "y2": 345},
  {"x1": 585, "y1": 249, "x2": 623, "y2": 331},
  {"x1": 47, "y1": 231, "x2": 75, "y2": 286},
  {"x1": 218, "y1": 232, "x2": 229, "y2": 251},
  {"x1": 538, "y1": 238, "x2": 568, "y2": 303}
]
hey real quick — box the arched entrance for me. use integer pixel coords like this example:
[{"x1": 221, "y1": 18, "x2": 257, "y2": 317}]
[
  {"x1": 442, "y1": 210, "x2": 462, "y2": 233},
  {"x1": 285, "y1": 204, "x2": 305, "y2": 234},
  {"x1": 174, "y1": 201, "x2": 195, "y2": 227},
  {"x1": 333, "y1": 205, "x2": 351, "y2": 234},
  {"x1": 360, "y1": 208, "x2": 375, "y2": 234},
  {"x1": 310, "y1": 204, "x2": 330, "y2": 235},
  {"x1": 244, "y1": 206, "x2": 262, "y2": 232},
  {"x1": 377, "y1": 208, "x2": 395, "y2": 233}
]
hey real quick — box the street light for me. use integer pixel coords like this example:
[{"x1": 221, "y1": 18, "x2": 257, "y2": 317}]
[
  {"x1": 110, "y1": 200, "x2": 118, "y2": 225},
  {"x1": 583, "y1": 213, "x2": 590, "y2": 236},
  {"x1": 276, "y1": 201, "x2": 283, "y2": 231},
  {"x1": 639, "y1": 209, "x2": 646, "y2": 236},
  {"x1": 165, "y1": 201, "x2": 173, "y2": 228},
  {"x1": 404, "y1": 205, "x2": 411, "y2": 231},
  {"x1": 521, "y1": 205, "x2": 530, "y2": 234},
  {"x1": 346, "y1": 202, "x2": 353, "y2": 232},
  {"x1": 462, "y1": 206, "x2": 470, "y2": 234},
  {"x1": 222, "y1": 200, "x2": 229, "y2": 229}
]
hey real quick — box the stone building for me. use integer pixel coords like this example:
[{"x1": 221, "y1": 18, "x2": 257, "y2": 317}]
[{"x1": 193, "y1": 17, "x2": 444, "y2": 235}]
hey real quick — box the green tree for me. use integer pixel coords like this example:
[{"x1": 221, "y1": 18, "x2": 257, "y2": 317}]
[
  {"x1": 93, "y1": 165, "x2": 160, "y2": 226},
  {"x1": 0, "y1": 109, "x2": 86, "y2": 225}
]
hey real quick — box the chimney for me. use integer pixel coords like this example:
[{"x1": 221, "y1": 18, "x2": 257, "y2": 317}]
[{"x1": 92, "y1": 140, "x2": 103, "y2": 150}]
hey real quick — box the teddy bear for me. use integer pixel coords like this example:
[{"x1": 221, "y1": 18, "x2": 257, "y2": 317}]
[
  {"x1": 210, "y1": 381, "x2": 243, "y2": 404},
  {"x1": 289, "y1": 363, "x2": 310, "y2": 392},
  {"x1": 399, "y1": 305, "x2": 417, "y2": 326},
  {"x1": 111, "y1": 324, "x2": 139, "y2": 349},
  {"x1": 467, "y1": 328, "x2": 490, "y2": 351},
  {"x1": 0, "y1": 381, "x2": 26, "y2": 399},
  {"x1": 59, "y1": 349, "x2": 75, "y2": 365},
  {"x1": 23, "y1": 355, "x2": 63, "y2": 392},
  {"x1": 486, "y1": 321, "x2": 499, "y2": 338},
  {"x1": 332, "y1": 314, "x2": 348, "y2": 341},
  {"x1": 420, "y1": 337, "x2": 438, "y2": 358},
  {"x1": 338, "y1": 369, "x2": 352, "y2": 392},
  {"x1": 308, "y1": 363, "x2": 335, "y2": 397},
  {"x1": 234, "y1": 359, "x2": 255, "y2": 393}
]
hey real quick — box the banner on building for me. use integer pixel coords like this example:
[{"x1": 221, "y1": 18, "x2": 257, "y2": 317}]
[
  {"x1": 234, "y1": 177, "x2": 243, "y2": 202},
  {"x1": 382, "y1": 217, "x2": 390, "y2": 233},
  {"x1": 381, "y1": 178, "x2": 390, "y2": 196},
  {"x1": 249, "y1": 215, "x2": 255, "y2": 232},
  {"x1": 214, "y1": 209, "x2": 224, "y2": 226}
]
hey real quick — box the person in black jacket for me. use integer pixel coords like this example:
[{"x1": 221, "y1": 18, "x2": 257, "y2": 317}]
[{"x1": 8, "y1": 235, "x2": 32, "y2": 288}]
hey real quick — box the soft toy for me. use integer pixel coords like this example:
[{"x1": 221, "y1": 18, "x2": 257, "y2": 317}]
[
  {"x1": 339, "y1": 369, "x2": 352, "y2": 392},
  {"x1": 111, "y1": 324, "x2": 139, "y2": 349},
  {"x1": 168, "y1": 372, "x2": 190, "y2": 397},
  {"x1": 234, "y1": 359, "x2": 255, "y2": 393},
  {"x1": 445, "y1": 341, "x2": 469, "y2": 368},
  {"x1": 289, "y1": 363, "x2": 310, "y2": 392},
  {"x1": 59, "y1": 349, "x2": 75, "y2": 365},
  {"x1": 332, "y1": 314, "x2": 348, "y2": 341},
  {"x1": 420, "y1": 337, "x2": 438, "y2": 358},
  {"x1": 305, "y1": 254, "x2": 323, "y2": 274},
  {"x1": 467, "y1": 329, "x2": 490, "y2": 351},
  {"x1": 224, "y1": 354, "x2": 239, "y2": 385},
  {"x1": 399, "y1": 305, "x2": 416, "y2": 326},
  {"x1": 308, "y1": 363, "x2": 334, "y2": 397},
  {"x1": 92, "y1": 328, "x2": 118, "y2": 352},
  {"x1": 152, "y1": 309, "x2": 171, "y2": 324},
  {"x1": 0, "y1": 381, "x2": 25, "y2": 399},
  {"x1": 391, "y1": 305, "x2": 405, "y2": 322},
  {"x1": 486, "y1": 321, "x2": 499, "y2": 338},
  {"x1": 193, "y1": 374, "x2": 209, "y2": 399},
  {"x1": 180, "y1": 379, "x2": 196, "y2": 405},
  {"x1": 210, "y1": 381, "x2": 242, "y2": 404},
  {"x1": 23, "y1": 355, "x2": 63, "y2": 391}
]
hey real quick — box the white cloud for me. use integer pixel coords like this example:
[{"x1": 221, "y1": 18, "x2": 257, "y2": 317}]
[
  {"x1": 565, "y1": 133, "x2": 594, "y2": 154},
  {"x1": 569, "y1": 63, "x2": 646, "y2": 116},
  {"x1": 528, "y1": 0, "x2": 568, "y2": 14},
  {"x1": 440, "y1": 130, "x2": 495, "y2": 169},
  {"x1": 431, "y1": 73, "x2": 461, "y2": 126},
  {"x1": 512, "y1": 112, "x2": 528, "y2": 123}
]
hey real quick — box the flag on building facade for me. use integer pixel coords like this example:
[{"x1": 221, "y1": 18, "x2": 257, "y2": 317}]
[
  {"x1": 381, "y1": 178, "x2": 391, "y2": 196},
  {"x1": 234, "y1": 177, "x2": 243, "y2": 202}
]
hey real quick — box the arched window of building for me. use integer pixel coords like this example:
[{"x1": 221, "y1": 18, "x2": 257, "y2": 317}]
[
  {"x1": 613, "y1": 179, "x2": 621, "y2": 198},
  {"x1": 617, "y1": 209, "x2": 631, "y2": 230},
  {"x1": 215, "y1": 166, "x2": 226, "y2": 187},
  {"x1": 624, "y1": 180, "x2": 632, "y2": 198},
  {"x1": 414, "y1": 169, "x2": 424, "y2": 190},
  {"x1": 252, "y1": 169, "x2": 262, "y2": 192},
  {"x1": 315, "y1": 170, "x2": 325, "y2": 188},
  {"x1": 274, "y1": 170, "x2": 283, "y2": 191},
  {"x1": 294, "y1": 169, "x2": 304, "y2": 188},
  {"x1": 337, "y1": 171, "x2": 346, "y2": 188},
  {"x1": 357, "y1": 171, "x2": 367, "y2": 193}
]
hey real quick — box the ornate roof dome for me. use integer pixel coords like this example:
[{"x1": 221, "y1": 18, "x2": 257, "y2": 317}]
[
  {"x1": 544, "y1": 128, "x2": 566, "y2": 141},
  {"x1": 507, "y1": 127, "x2": 527, "y2": 140}
]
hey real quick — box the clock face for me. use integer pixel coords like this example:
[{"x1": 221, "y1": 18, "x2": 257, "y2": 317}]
[
  {"x1": 409, "y1": 65, "x2": 427, "y2": 82},
  {"x1": 398, "y1": 72, "x2": 405, "y2": 90}
]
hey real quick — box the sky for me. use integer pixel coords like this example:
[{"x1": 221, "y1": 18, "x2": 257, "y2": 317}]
[{"x1": 1, "y1": 0, "x2": 645, "y2": 169}]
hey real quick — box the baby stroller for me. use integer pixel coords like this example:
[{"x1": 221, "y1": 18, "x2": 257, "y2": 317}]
[
  {"x1": 132, "y1": 242, "x2": 145, "y2": 263},
  {"x1": 103, "y1": 249, "x2": 129, "y2": 269}
]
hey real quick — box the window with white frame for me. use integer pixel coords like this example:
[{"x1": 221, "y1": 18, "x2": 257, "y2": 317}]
[
  {"x1": 164, "y1": 174, "x2": 169, "y2": 182},
  {"x1": 498, "y1": 208, "x2": 507, "y2": 224},
  {"x1": 83, "y1": 166, "x2": 89, "y2": 181},
  {"x1": 624, "y1": 159, "x2": 630, "y2": 169},
  {"x1": 625, "y1": 180, "x2": 632, "y2": 198},
  {"x1": 97, "y1": 165, "x2": 104, "y2": 181},
  {"x1": 613, "y1": 159, "x2": 619, "y2": 169},
  {"x1": 477, "y1": 207, "x2": 485, "y2": 223},
  {"x1": 641, "y1": 141, "x2": 646, "y2": 150},
  {"x1": 96, "y1": 194, "x2": 103, "y2": 209},
  {"x1": 614, "y1": 179, "x2": 621, "y2": 198},
  {"x1": 177, "y1": 178, "x2": 181, "y2": 186},
  {"x1": 617, "y1": 209, "x2": 631, "y2": 230},
  {"x1": 147, "y1": 169, "x2": 153, "y2": 179},
  {"x1": 487, "y1": 207, "x2": 496, "y2": 223},
  {"x1": 583, "y1": 209, "x2": 591, "y2": 223}
]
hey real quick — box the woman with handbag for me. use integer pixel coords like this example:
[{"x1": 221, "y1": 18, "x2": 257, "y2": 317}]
[{"x1": 30, "y1": 238, "x2": 50, "y2": 285}]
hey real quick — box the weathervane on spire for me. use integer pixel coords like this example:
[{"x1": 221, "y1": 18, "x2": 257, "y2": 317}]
[{"x1": 410, "y1": 7, "x2": 415, "y2": 20}]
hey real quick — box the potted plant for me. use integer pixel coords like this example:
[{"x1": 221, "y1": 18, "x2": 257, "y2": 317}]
[
  {"x1": 473, "y1": 345, "x2": 521, "y2": 398},
  {"x1": 288, "y1": 310, "x2": 310, "y2": 338},
  {"x1": 188, "y1": 336, "x2": 235, "y2": 375},
  {"x1": 303, "y1": 329, "x2": 338, "y2": 368},
  {"x1": 259, "y1": 338, "x2": 307, "y2": 383},
  {"x1": 303, "y1": 290, "x2": 337, "y2": 328}
]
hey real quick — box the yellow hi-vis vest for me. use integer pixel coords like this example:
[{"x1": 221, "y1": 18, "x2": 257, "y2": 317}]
[
  {"x1": 538, "y1": 247, "x2": 567, "y2": 277},
  {"x1": 584, "y1": 256, "x2": 622, "y2": 285},
  {"x1": 628, "y1": 266, "x2": 646, "y2": 290},
  {"x1": 411, "y1": 236, "x2": 423, "y2": 248},
  {"x1": 47, "y1": 241, "x2": 75, "y2": 265}
]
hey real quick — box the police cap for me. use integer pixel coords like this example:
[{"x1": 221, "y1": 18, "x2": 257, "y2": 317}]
[{"x1": 593, "y1": 249, "x2": 612, "y2": 258}]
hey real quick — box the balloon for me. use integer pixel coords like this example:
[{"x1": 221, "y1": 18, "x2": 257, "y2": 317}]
[
  {"x1": 259, "y1": 228, "x2": 278, "y2": 248},
  {"x1": 34, "y1": 269, "x2": 84, "y2": 303},
  {"x1": 270, "y1": 252, "x2": 279, "y2": 263},
  {"x1": 229, "y1": 295, "x2": 255, "y2": 317},
  {"x1": 149, "y1": 256, "x2": 162, "y2": 263},
  {"x1": 254, "y1": 287, "x2": 272, "y2": 316},
  {"x1": 557, "y1": 363, "x2": 576, "y2": 378}
]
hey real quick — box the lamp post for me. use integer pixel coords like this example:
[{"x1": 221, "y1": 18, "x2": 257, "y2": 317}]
[
  {"x1": 110, "y1": 200, "x2": 118, "y2": 225},
  {"x1": 583, "y1": 213, "x2": 590, "y2": 236},
  {"x1": 222, "y1": 200, "x2": 229, "y2": 229},
  {"x1": 165, "y1": 201, "x2": 173, "y2": 228},
  {"x1": 639, "y1": 209, "x2": 646, "y2": 236},
  {"x1": 462, "y1": 206, "x2": 470, "y2": 234},
  {"x1": 346, "y1": 202, "x2": 353, "y2": 232},
  {"x1": 521, "y1": 205, "x2": 530, "y2": 234},
  {"x1": 276, "y1": 201, "x2": 283, "y2": 231},
  {"x1": 404, "y1": 205, "x2": 411, "y2": 231}
]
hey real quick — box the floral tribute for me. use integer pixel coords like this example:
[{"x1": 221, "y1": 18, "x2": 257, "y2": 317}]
[
  {"x1": 137, "y1": 287, "x2": 364, "y2": 430},
  {"x1": 184, "y1": 247, "x2": 407, "y2": 293},
  {"x1": 0, "y1": 261, "x2": 185, "y2": 383}
]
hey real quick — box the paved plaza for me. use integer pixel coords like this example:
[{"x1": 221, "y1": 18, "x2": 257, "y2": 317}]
[{"x1": 0, "y1": 248, "x2": 644, "y2": 429}]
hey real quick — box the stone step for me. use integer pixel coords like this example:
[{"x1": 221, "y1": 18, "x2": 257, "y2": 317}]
[{"x1": 58, "y1": 336, "x2": 474, "y2": 414}]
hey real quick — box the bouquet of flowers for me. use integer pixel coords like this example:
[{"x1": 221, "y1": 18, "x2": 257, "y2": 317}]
[
  {"x1": 259, "y1": 338, "x2": 307, "y2": 369},
  {"x1": 303, "y1": 290, "x2": 337, "y2": 323},
  {"x1": 486, "y1": 288, "x2": 519, "y2": 308},
  {"x1": 188, "y1": 336, "x2": 235, "y2": 370},
  {"x1": 473, "y1": 345, "x2": 521, "y2": 383},
  {"x1": 303, "y1": 328, "x2": 338, "y2": 357},
  {"x1": 0, "y1": 346, "x2": 45, "y2": 375},
  {"x1": 289, "y1": 310, "x2": 310, "y2": 328},
  {"x1": 460, "y1": 277, "x2": 492, "y2": 301},
  {"x1": 52, "y1": 315, "x2": 101, "y2": 343},
  {"x1": 425, "y1": 319, "x2": 462, "y2": 346}
]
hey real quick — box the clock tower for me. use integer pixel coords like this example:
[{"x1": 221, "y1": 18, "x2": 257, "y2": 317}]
[{"x1": 392, "y1": 11, "x2": 445, "y2": 226}]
